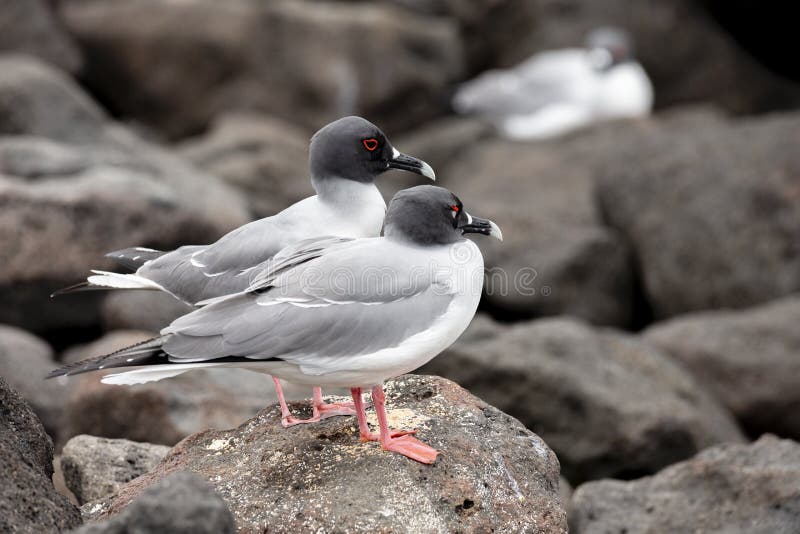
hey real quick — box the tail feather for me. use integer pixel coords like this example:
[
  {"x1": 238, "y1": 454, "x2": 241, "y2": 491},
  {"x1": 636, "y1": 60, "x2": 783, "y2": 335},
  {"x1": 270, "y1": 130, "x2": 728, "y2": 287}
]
[
  {"x1": 106, "y1": 247, "x2": 166, "y2": 271},
  {"x1": 47, "y1": 335, "x2": 171, "y2": 378},
  {"x1": 52, "y1": 270, "x2": 169, "y2": 298}
]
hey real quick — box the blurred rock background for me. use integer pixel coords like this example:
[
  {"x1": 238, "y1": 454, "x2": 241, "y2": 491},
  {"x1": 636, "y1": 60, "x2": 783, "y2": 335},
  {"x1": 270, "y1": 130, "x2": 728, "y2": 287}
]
[{"x1": 1, "y1": 0, "x2": 799, "y2": 532}]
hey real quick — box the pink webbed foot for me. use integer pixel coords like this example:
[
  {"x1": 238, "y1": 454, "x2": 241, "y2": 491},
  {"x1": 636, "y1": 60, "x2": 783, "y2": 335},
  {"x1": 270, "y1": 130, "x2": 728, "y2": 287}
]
[
  {"x1": 281, "y1": 414, "x2": 322, "y2": 428},
  {"x1": 358, "y1": 428, "x2": 416, "y2": 443},
  {"x1": 381, "y1": 434, "x2": 440, "y2": 465},
  {"x1": 316, "y1": 401, "x2": 357, "y2": 420}
]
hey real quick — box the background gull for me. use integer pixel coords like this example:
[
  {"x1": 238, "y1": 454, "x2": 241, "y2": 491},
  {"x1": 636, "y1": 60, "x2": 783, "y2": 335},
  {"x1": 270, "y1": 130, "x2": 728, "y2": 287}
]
[
  {"x1": 49, "y1": 185, "x2": 503, "y2": 464},
  {"x1": 453, "y1": 27, "x2": 653, "y2": 140},
  {"x1": 54, "y1": 115, "x2": 435, "y2": 427}
]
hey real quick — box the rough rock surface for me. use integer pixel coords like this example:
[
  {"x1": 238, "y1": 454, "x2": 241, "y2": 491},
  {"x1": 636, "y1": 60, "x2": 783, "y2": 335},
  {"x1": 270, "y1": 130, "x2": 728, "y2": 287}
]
[
  {"x1": 421, "y1": 316, "x2": 744, "y2": 482},
  {"x1": 0, "y1": 376, "x2": 82, "y2": 532},
  {"x1": 501, "y1": 0, "x2": 800, "y2": 115},
  {"x1": 644, "y1": 295, "x2": 800, "y2": 440},
  {"x1": 0, "y1": 56, "x2": 249, "y2": 332},
  {"x1": 570, "y1": 435, "x2": 800, "y2": 534},
  {"x1": 61, "y1": 435, "x2": 171, "y2": 505},
  {"x1": 0, "y1": 324, "x2": 67, "y2": 439},
  {"x1": 74, "y1": 472, "x2": 235, "y2": 534},
  {"x1": 83, "y1": 375, "x2": 568, "y2": 533},
  {"x1": 59, "y1": 331, "x2": 277, "y2": 446},
  {"x1": 597, "y1": 111, "x2": 800, "y2": 319},
  {"x1": 439, "y1": 122, "x2": 643, "y2": 326},
  {"x1": 178, "y1": 113, "x2": 312, "y2": 218},
  {"x1": 0, "y1": 0, "x2": 82, "y2": 73},
  {"x1": 60, "y1": 0, "x2": 462, "y2": 138},
  {"x1": 100, "y1": 292, "x2": 193, "y2": 333}
]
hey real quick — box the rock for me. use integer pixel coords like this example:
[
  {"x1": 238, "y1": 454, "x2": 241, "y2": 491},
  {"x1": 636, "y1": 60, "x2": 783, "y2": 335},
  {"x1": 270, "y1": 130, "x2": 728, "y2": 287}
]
[
  {"x1": 178, "y1": 113, "x2": 312, "y2": 218},
  {"x1": 100, "y1": 292, "x2": 193, "y2": 333},
  {"x1": 83, "y1": 375, "x2": 568, "y2": 533},
  {"x1": 0, "y1": 324, "x2": 67, "y2": 439},
  {"x1": 643, "y1": 296, "x2": 800, "y2": 440},
  {"x1": 421, "y1": 316, "x2": 745, "y2": 482},
  {"x1": 61, "y1": 435, "x2": 171, "y2": 505},
  {"x1": 0, "y1": 0, "x2": 82, "y2": 73},
  {"x1": 500, "y1": 0, "x2": 800, "y2": 115},
  {"x1": 60, "y1": 0, "x2": 463, "y2": 138},
  {"x1": 0, "y1": 375, "x2": 82, "y2": 532},
  {"x1": 570, "y1": 435, "x2": 800, "y2": 534},
  {"x1": 0, "y1": 56, "x2": 249, "y2": 332},
  {"x1": 60, "y1": 331, "x2": 285, "y2": 447},
  {"x1": 596, "y1": 110, "x2": 800, "y2": 319},
  {"x1": 73, "y1": 471, "x2": 235, "y2": 534},
  {"x1": 439, "y1": 123, "x2": 640, "y2": 326}
]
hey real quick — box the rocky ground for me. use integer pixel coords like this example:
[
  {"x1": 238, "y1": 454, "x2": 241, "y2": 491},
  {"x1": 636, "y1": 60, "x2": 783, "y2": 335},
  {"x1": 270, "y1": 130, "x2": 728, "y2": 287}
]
[{"x1": 1, "y1": 0, "x2": 799, "y2": 533}]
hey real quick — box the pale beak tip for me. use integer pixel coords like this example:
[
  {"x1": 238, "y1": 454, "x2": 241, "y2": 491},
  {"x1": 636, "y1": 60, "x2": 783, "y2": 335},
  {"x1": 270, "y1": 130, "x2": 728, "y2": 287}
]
[
  {"x1": 421, "y1": 161, "x2": 436, "y2": 181},
  {"x1": 489, "y1": 221, "x2": 503, "y2": 241}
]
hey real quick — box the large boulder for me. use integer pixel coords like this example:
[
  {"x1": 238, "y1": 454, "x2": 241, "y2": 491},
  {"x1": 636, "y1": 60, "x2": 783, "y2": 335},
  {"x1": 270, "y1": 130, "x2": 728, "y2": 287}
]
[
  {"x1": 0, "y1": 376, "x2": 82, "y2": 532},
  {"x1": 643, "y1": 295, "x2": 800, "y2": 440},
  {"x1": 498, "y1": 0, "x2": 800, "y2": 115},
  {"x1": 61, "y1": 435, "x2": 171, "y2": 505},
  {"x1": 438, "y1": 120, "x2": 645, "y2": 326},
  {"x1": 178, "y1": 113, "x2": 312, "y2": 218},
  {"x1": 73, "y1": 471, "x2": 235, "y2": 534},
  {"x1": 59, "y1": 0, "x2": 462, "y2": 138},
  {"x1": 0, "y1": 55, "x2": 249, "y2": 332},
  {"x1": 59, "y1": 331, "x2": 295, "y2": 447},
  {"x1": 421, "y1": 316, "x2": 745, "y2": 482},
  {"x1": 596, "y1": 110, "x2": 800, "y2": 319},
  {"x1": 0, "y1": 0, "x2": 82, "y2": 73},
  {"x1": 82, "y1": 375, "x2": 568, "y2": 533},
  {"x1": 0, "y1": 325, "x2": 67, "y2": 440},
  {"x1": 570, "y1": 435, "x2": 800, "y2": 534}
]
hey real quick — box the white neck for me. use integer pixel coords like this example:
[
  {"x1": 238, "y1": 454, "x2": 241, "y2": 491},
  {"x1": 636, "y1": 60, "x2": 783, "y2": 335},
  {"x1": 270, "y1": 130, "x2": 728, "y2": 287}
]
[{"x1": 312, "y1": 176, "x2": 381, "y2": 206}]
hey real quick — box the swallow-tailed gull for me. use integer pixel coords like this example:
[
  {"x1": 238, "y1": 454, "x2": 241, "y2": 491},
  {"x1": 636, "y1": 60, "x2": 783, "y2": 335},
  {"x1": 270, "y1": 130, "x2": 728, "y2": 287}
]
[
  {"x1": 55, "y1": 116, "x2": 435, "y2": 427},
  {"x1": 453, "y1": 27, "x2": 653, "y2": 140},
  {"x1": 49, "y1": 185, "x2": 503, "y2": 464}
]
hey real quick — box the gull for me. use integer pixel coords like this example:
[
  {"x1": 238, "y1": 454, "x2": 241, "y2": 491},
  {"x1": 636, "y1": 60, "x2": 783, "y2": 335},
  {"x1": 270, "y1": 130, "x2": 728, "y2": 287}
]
[
  {"x1": 49, "y1": 185, "x2": 503, "y2": 464},
  {"x1": 453, "y1": 27, "x2": 653, "y2": 140},
  {"x1": 54, "y1": 116, "x2": 435, "y2": 427}
]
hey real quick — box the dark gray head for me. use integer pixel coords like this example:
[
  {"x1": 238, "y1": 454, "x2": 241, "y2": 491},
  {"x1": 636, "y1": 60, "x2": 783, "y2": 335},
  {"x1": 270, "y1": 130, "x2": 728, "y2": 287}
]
[
  {"x1": 586, "y1": 27, "x2": 633, "y2": 71},
  {"x1": 384, "y1": 185, "x2": 503, "y2": 246},
  {"x1": 309, "y1": 116, "x2": 435, "y2": 185}
]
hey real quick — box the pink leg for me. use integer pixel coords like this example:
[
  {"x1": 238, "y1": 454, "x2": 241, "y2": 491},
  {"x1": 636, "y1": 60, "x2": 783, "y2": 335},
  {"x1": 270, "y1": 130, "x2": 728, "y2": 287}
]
[
  {"x1": 273, "y1": 377, "x2": 321, "y2": 428},
  {"x1": 314, "y1": 386, "x2": 357, "y2": 420},
  {"x1": 372, "y1": 385, "x2": 439, "y2": 464},
  {"x1": 351, "y1": 387, "x2": 378, "y2": 441}
]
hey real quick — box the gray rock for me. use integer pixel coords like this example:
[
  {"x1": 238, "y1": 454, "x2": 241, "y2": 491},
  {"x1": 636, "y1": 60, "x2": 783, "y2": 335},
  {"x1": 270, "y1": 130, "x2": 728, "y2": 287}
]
[
  {"x1": 59, "y1": 332, "x2": 283, "y2": 446},
  {"x1": 0, "y1": 375, "x2": 82, "y2": 532},
  {"x1": 73, "y1": 472, "x2": 235, "y2": 534},
  {"x1": 0, "y1": 324, "x2": 67, "y2": 440},
  {"x1": 60, "y1": 0, "x2": 463, "y2": 138},
  {"x1": 61, "y1": 435, "x2": 170, "y2": 505},
  {"x1": 0, "y1": 0, "x2": 82, "y2": 73},
  {"x1": 82, "y1": 375, "x2": 568, "y2": 533},
  {"x1": 100, "y1": 292, "x2": 193, "y2": 333},
  {"x1": 644, "y1": 295, "x2": 800, "y2": 440},
  {"x1": 570, "y1": 435, "x2": 800, "y2": 534},
  {"x1": 439, "y1": 124, "x2": 640, "y2": 326},
  {"x1": 500, "y1": 0, "x2": 800, "y2": 115},
  {"x1": 178, "y1": 113, "x2": 313, "y2": 218},
  {"x1": 597, "y1": 110, "x2": 800, "y2": 319},
  {"x1": 421, "y1": 316, "x2": 745, "y2": 482},
  {"x1": 0, "y1": 56, "x2": 249, "y2": 332}
]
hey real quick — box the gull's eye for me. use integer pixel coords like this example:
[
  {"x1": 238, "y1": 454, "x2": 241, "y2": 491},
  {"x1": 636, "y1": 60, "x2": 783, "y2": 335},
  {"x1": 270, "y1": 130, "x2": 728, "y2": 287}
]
[
  {"x1": 450, "y1": 204, "x2": 460, "y2": 218},
  {"x1": 362, "y1": 138, "x2": 379, "y2": 151}
]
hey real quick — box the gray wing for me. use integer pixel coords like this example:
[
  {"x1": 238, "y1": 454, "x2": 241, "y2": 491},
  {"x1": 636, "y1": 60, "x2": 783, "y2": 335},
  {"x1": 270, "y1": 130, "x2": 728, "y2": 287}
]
[
  {"x1": 454, "y1": 49, "x2": 589, "y2": 115},
  {"x1": 137, "y1": 216, "x2": 303, "y2": 303},
  {"x1": 160, "y1": 241, "x2": 455, "y2": 370}
]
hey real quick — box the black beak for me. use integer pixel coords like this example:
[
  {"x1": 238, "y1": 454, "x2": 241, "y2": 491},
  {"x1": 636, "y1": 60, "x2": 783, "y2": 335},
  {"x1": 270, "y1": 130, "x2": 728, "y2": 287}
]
[
  {"x1": 460, "y1": 212, "x2": 503, "y2": 240},
  {"x1": 386, "y1": 148, "x2": 436, "y2": 180}
]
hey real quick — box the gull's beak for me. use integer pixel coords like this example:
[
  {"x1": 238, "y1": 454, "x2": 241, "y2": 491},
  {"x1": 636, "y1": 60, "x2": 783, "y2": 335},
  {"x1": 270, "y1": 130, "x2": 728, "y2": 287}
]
[
  {"x1": 460, "y1": 212, "x2": 503, "y2": 241},
  {"x1": 386, "y1": 147, "x2": 436, "y2": 181}
]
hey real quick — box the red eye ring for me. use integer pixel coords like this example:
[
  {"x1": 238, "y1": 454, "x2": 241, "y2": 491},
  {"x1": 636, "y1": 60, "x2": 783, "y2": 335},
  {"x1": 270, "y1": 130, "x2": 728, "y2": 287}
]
[
  {"x1": 362, "y1": 138, "x2": 379, "y2": 151},
  {"x1": 451, "y1": 205, "x2": 460, "y2": 212}
]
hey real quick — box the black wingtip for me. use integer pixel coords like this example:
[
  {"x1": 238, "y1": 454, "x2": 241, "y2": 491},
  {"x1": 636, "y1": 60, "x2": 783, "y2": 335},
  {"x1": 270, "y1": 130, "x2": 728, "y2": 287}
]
[{"x1": 51, "y1": 281, "x2": 91, "y2": 298}]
